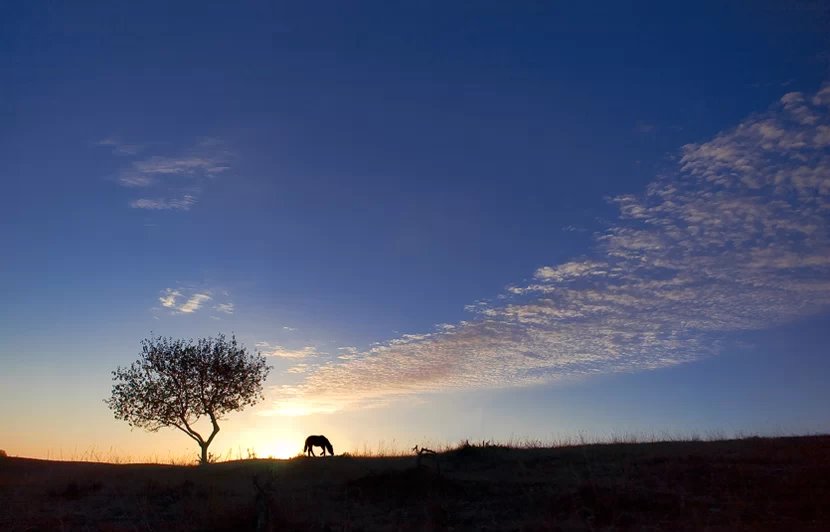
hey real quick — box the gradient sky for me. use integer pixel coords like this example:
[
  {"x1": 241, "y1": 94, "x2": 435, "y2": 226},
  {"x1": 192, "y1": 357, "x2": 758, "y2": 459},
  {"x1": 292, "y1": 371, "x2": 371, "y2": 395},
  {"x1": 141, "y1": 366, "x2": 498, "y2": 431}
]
[{"x1": 2, "y1": 1, "x2": 830, "y2": 461}]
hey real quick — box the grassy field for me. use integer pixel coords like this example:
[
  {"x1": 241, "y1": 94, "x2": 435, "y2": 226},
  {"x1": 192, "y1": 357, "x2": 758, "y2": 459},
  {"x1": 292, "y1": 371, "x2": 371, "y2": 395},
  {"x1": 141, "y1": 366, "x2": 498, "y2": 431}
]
[{"x1": 1, "y1": 435, "x2": 828, "y2": 530}]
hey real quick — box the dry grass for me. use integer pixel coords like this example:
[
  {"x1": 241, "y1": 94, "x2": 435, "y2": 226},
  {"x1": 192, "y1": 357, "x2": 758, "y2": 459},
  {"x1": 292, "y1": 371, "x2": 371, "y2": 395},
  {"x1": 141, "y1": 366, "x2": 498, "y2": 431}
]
[{"x1": 1, "y1": 435, "x2": 829, "y2": 530}]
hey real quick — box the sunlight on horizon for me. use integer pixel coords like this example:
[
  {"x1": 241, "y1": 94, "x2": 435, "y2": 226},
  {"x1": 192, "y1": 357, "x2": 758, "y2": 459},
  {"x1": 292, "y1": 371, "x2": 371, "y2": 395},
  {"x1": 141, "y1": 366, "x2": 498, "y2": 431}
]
[{"x1": 255, "y1": 440, "x2": 299, "y2": 459}]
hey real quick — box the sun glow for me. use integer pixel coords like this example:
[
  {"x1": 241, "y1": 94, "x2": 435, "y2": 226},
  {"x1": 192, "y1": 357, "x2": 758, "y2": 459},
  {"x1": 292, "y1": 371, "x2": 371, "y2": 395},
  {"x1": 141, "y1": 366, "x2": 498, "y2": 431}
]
[
  {"x1": 257, "y1": 440, "x2": 301, "y2": 459},
  {"x1": 273, "y1": 403, "x2": 313, "y2": 417}
]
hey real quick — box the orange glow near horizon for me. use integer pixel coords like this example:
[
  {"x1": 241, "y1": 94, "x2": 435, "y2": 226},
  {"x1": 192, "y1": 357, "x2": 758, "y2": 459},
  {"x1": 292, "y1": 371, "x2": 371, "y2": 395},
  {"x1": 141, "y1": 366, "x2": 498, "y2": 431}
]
[{"x1": 255, "y1": 439, "x2": 301, "y2": 459}]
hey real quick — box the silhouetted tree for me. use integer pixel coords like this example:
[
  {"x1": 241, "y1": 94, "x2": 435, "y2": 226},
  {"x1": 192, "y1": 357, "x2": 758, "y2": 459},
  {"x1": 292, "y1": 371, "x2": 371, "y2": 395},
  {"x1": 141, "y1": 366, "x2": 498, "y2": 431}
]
[{"x1": 106, "y1": 334, "x2": 270, "y2": 465}]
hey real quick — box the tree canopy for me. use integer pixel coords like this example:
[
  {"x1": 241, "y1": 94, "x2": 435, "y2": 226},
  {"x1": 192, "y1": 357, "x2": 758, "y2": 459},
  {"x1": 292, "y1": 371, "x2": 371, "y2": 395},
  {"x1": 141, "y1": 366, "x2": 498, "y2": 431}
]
[{"x1": 106, "y1": 334, "x2": 271, "y2": 464}]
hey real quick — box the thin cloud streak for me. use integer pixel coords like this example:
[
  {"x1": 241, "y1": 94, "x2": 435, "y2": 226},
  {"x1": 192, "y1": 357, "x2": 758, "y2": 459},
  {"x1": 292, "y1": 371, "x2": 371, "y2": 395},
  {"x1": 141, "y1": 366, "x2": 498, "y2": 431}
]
[
  {"x1": 214, "y1": 303, "x2": 235, "y2": 315},
  {"x1": 119, "y1": 175, "x2": 156, "y2": 188},
  {"x1": 272, "y1": 83, "x2": 830, "y2": 415},
  {"x1": 100, "y1": 138, "x2": 231, "y2": 211},
  {"x1": 96, "y1": 138, "x2": 143, "y2": 156},
  {"x1": 130, "y1": 195, "x2": 197, "y2": 211},
  {"x1": 132, "y1": 156, "x2": 229, "y2": 176},
  {"x1": 257, "y1": 342, "x2": 324, "y2": 359}
]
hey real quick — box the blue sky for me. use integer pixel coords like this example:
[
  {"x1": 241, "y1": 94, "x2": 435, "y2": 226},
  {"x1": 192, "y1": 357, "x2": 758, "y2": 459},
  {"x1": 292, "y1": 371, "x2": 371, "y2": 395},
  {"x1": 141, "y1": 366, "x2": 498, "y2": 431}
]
[{"x1": 2, "y1": 1, "x2": 830, "y2": 459}]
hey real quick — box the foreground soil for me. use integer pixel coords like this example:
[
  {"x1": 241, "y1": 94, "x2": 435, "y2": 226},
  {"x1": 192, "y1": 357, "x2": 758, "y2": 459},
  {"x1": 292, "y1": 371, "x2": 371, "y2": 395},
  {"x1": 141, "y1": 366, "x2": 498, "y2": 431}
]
[{"x1": 1, "y1": 435, "x2": 828, "y2": 531}]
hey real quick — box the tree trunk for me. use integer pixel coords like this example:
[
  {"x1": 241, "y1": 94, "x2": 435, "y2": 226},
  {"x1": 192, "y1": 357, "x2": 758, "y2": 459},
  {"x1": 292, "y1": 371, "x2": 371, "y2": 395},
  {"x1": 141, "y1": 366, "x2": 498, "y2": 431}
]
[{"x1": 200, "y1": 442, "x2": 209, "y2": 465}]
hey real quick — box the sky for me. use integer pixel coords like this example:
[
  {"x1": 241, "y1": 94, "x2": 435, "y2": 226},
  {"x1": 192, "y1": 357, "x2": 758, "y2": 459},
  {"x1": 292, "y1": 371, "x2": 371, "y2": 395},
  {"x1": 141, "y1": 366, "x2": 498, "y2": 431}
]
[{"x1": 2, "y1": 1, "x2": 830, "y2": 461}]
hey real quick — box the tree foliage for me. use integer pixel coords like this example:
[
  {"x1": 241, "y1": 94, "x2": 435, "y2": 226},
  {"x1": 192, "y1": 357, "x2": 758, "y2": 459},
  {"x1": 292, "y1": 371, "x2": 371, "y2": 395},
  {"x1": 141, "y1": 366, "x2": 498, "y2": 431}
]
[{"x1": 106, "y1": 334, "x2": 270, "y2": 464}]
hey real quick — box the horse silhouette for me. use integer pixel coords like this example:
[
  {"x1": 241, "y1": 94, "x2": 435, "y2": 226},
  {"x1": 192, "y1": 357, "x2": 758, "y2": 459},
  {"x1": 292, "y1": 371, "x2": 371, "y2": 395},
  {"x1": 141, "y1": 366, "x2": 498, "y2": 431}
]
[{"x1": 304, "y1": 435, "x2": 334, "y2": 456}]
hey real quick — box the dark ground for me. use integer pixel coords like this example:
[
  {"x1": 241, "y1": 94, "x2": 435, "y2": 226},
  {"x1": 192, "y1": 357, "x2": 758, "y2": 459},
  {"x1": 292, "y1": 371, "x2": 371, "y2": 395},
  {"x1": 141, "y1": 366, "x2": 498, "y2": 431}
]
[{"x1": 1, "y1": 435, "x2": 828, "y2": 531}]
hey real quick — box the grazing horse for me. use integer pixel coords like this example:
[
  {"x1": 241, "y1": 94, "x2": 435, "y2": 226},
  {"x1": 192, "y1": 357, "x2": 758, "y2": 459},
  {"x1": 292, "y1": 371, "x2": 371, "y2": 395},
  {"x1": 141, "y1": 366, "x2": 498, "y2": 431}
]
[{"x1": 304, "y1": 435, "x2": 334, "y2": 456}]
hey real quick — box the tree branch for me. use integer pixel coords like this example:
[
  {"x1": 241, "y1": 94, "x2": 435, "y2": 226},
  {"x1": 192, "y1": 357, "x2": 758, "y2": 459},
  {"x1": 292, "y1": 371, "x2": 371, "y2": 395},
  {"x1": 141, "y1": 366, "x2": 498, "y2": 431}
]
[
  {"x1": 204, "y1": 410, "x2": 221, "y2": 447},
  {"x1": 176, "y1": 417, "x2": 205, "y2": 444},
  {"x1": 169, "y1": 422, "x2": 202, "y2": 444}
]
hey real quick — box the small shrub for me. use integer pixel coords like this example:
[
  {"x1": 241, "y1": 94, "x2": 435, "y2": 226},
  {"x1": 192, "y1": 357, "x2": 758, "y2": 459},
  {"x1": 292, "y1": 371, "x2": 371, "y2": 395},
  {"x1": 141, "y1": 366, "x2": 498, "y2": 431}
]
[{"x1": 0, "y1": 449, "x2": 7, "y2": 458}]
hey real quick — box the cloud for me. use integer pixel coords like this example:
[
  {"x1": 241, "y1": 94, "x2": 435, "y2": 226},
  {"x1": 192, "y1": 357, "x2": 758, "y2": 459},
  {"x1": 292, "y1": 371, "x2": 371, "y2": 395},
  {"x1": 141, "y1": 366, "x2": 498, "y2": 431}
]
[
  {"x1": 130, "y1": 195, "x2": 198, "y2": 211},
  {"x1": 157, "y1": 288, "x2": 213, "y2": 314},
  {"x1": 100, "y1": 138, "x2": 231, "y2": 212},
  {"x1": 159, "y1": 289, "x2": 182, "y2": 309},
  {"x1": 336, "y1": 346, "x2": 359, "y2": 361},
  {"x1": 634, "y1": 121, "x2": 656, "y2": 134},
  {"x1": 131, "y1": 156, "x2": 229, "y2": 176},
  {"x1": 119, "y1": 175, "x2": 157, "y2": 188},
  {"x1": 534, "y1": 261, "x2": 608, "y2": 282},
  {"x1": 96, "y1": 138, "x2": 143, "y2": 156},
  {"x1": 257, "y1": 342, "x2": 324, "y2": 359},
  {"x1": 214, "y1": 303, "x2": 235, "y2": 314},
  {"x1": 287, "y1": 364, "x2": 311, "y2": 374},
  {"x1": 179, "y1": 293, "x2": 211, "y2": 313},
  {"x1": 270, "y1": 82, "x2": 830, "y2": 415}
]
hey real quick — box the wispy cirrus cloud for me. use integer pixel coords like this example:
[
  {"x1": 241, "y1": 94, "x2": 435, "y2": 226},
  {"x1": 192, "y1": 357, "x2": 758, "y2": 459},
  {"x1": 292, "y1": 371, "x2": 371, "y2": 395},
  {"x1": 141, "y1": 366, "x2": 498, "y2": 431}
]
[
  {"x1": 214, "y1": 303, "x2": 235, "y2": 315},
  {"x1": 131, "y1": 155, "x2": 229, "y2": 177},
  {"x1": 256, "y1": 342, "x2": 324, "y2": 359},
  {"x1": 159, "y1": 288, "x2": 211, "y2": 313},
  {"x1": 119, "y1": 175, "x2": 157, "y2": 188},
  {"x1": 156, "y1": 287, "x2": 235, "y2": 316},
  {"x1": 158, "y1": 289, "x2": 182, "y2": 309},
  {"x1": 272, "y1": 83, "x2": 830, "y2": 415},
  {"x1": 96, "y1": 138, "x2": 143, "y2": 156},
  {"x1": 129, "y1": 195, "x2": 197, "y2": 211},
  {"x1": 287, "y1": 363, "x2": 311, "y2": 374},
  {"x1": 336, "y1": 346, "x2": 359, "y2": 359},
  {"x1": 100, "y1": 137, "x2": 231, "y2": 211}
]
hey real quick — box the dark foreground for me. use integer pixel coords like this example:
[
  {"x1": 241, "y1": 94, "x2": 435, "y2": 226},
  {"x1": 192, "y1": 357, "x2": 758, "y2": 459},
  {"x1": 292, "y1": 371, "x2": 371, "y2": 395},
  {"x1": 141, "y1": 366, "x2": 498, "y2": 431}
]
[{"x1": 1, "y1": 436, "x2": 829, "y2": 531}]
